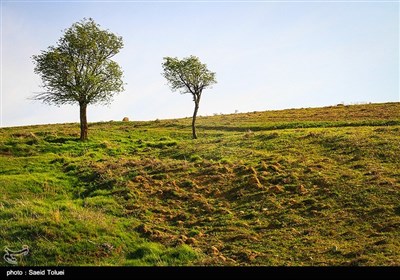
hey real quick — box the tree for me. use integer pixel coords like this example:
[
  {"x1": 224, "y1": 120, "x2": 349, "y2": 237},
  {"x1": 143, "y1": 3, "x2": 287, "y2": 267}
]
[
  {"x1": 162, "y1": 56, "x2": 216, "y2": 139},
  {"x1": 32, "y1": 18, "x2": 124, "y2": 140}
]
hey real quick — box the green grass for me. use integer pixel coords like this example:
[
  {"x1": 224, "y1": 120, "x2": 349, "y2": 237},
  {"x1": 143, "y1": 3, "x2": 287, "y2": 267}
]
[{"x1": 0, "y1": 102, "x2": 399, "y2": 266}]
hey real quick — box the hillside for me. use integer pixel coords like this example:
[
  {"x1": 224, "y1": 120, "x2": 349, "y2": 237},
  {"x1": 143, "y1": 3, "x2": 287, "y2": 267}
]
[{"x1": 0, "y1": 102, "x2": 399, "y2": 266}]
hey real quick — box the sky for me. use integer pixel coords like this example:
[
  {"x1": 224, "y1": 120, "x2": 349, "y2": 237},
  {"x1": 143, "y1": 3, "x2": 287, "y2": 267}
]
[{"x1": 1, "y1": 0, "x2": 399, "y2": 127}]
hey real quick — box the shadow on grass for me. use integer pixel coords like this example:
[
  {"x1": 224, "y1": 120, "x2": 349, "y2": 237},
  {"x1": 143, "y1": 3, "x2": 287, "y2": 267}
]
[
  {"x1": 44, "y1": 136, "x2": 80, "y2": 144},
  {"x1": 197, "y1": 120, "x2": 400, "y2": 132}
]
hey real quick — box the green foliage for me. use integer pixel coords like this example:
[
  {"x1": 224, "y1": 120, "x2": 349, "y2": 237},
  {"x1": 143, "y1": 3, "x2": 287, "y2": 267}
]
[
  {"x1": 161, "y1": 55, "x2": 216, "y2": 96},
  {"x1": 32, "y1": 18, "x2": 124, "y2": 106}
]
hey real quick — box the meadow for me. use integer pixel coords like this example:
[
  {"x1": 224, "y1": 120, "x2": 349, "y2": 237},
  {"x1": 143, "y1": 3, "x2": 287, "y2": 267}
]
[{"x1": 0, "y1": 102, "x2": 399, "y2": 266}]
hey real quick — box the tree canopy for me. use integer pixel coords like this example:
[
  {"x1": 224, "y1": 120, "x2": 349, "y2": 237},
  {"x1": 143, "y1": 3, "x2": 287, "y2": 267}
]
[{"x1": 162, "y1": 56, "x2": 216, "y2": 97}]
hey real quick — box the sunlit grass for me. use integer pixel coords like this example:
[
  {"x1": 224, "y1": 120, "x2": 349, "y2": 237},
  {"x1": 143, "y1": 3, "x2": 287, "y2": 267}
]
[{"x1": 0, "y1": 102, "x2": 399, "y2": 266}]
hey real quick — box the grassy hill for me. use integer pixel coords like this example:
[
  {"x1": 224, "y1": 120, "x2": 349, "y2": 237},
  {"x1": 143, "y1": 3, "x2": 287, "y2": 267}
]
[{"x1": 0, "y1": 102, "x2": 399, "y2": 266}]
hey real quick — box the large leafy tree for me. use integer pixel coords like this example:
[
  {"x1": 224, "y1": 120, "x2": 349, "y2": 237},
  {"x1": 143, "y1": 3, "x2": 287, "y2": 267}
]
[
  {"x1": 32, "y1": 18, "x2": 124, "y2": 140},
  {"x1": 162, "y1": 56, "x2": 216, "y2": 139}
]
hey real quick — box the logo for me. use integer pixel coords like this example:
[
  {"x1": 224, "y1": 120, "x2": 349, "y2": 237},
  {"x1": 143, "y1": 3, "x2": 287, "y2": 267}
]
[{"x1": 3, "y1": 245, "x2": 29, "y2": 265}]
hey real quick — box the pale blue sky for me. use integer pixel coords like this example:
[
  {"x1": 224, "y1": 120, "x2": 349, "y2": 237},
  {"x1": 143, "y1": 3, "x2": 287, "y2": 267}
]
[{"x1": 1, "y1": 1, "x2": 399, "y2": 127}]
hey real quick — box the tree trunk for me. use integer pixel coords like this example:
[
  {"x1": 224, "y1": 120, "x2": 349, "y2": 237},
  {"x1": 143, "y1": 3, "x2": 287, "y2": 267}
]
[
  {"x1": 192, "y1": 100, "x2": 199, "y2": 139},
  {"x1": 79, "y1": 103, "x2": 88, "y2": 141}
]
